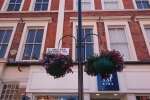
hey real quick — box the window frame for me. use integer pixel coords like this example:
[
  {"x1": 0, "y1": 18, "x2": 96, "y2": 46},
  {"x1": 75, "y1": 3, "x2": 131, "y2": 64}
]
[
  {"x1": 132, "y1": 0, "x2": 150, "y2": 9},
  {"x1": 16, "y1": 23, "x2": 48, "y2": 61},
  {"x1": 29, "y1": 0, "x2": 52, "y2": 11},
  {"x1": 101, "y1": 0, "x2": 124, "y2": 10},
  {"x1": 139, "y1": 21, "x2": 150, "y2": 55},
  {"x1": 0, "y1": 23, "x2": 17, "y2": 58},
  {"x1": 72, "y1": 22, "x2": 99, "y2": 61},
  {"x1": 73, "y1": 0, "x2": 95, "y2": 10},
  {"x1": 104, "y1": 21, "x2": 137, "y2": 61},
  {"x1": 1, "y1": 0, "x2": 25, "y2": 11}
]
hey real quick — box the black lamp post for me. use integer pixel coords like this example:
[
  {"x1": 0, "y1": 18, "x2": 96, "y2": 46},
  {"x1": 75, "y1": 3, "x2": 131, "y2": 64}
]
[{"x1": 77, "y1": 0, "x2": 83, "y2": 100}]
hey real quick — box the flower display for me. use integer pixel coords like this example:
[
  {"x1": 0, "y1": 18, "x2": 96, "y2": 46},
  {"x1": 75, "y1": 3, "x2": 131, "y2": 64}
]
[
  {"x1": 84, "y1": 50, "x2": 125, "y2": 79},
  {"x1": 40, "y1": 53, "x2": 73, "y2": 78}
]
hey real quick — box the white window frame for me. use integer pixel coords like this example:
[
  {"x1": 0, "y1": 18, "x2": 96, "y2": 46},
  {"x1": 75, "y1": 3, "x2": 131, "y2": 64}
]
[
  {"x1": 104, "y1": 21, "x2": 137, "y2": 61},
  {"x1": 73, "y1": 0, "x2": 95, "y2": 10},
  {"x1": 29, "y1": 0, "x2": 51, "y2": 11},
  {"x1": 16, "y1": 22, "x2": 48, "y2": 61},
  {"x1": 101, "y1": 0, "x2": 124, "y2": 10},
  {"x1": 1, "y1": 0, "x2": 25, "y2": 11},
  {"x1": 139, "y1": 21, "x2": 150, "y2": 55},
  {"x1": 0, "y1": 23, "x2": 17, "y2": 58},
  {"x1": 72, "y1": 22, "x2": 99, "y2": 61},
  {"x1": 132, "y1": 0, "x2": 150, "y2": 9}
]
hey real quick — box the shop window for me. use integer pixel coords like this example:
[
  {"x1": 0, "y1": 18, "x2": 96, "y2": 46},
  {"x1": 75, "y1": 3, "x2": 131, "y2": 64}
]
[
  {"x1": 22, "y1": 29, "x2": 44, "y2": 60},
  {"x1": 0, "y1": 30, "x2": 12, "y2": 58},
  {"x1": 76, "y1": 28, "x2": 94, "y2": 60},
  {"x1": 0, "y1": 84, "x2": 19, "y2": 100},
  {"x1": 108, "y1": 28, "x2": 131, "y2": 60},
  {"x1": 136, "y1": 0, "x2": 150, "y2": 9}
]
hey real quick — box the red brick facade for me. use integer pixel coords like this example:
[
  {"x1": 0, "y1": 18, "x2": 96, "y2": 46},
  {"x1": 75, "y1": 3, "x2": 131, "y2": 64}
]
[
  {"x1": 0, "y1": 0, "x2": 4, "y2": 10},
  {"x1": 122, "y1": 0, "x2": 134, "y2": 9},
  {"x1": 22, "y1": 0, "x2": 31, "y2": 11},
  {"x1": 65, "y1": 0, "x2": 73, "y2": 10},
  {"x1": 51, "y1": 0, "x2": 60, "y2": 10},
  {"x1": 95, "y1": 0, "x2": 102, "y2": 10}
]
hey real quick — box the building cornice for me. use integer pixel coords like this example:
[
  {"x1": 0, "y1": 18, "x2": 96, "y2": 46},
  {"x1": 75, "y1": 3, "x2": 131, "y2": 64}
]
[{"x1": 135, "y1": 16, "x2": 150, "y2": 21}]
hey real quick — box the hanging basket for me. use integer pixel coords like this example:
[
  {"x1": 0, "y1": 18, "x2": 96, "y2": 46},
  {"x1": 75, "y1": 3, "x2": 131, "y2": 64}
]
[
  {"x1": 46, "y1": 61, "x2": 68, "y2": 78},
  {"x1": 84, "y1": 50, "x2": 125, "y2": 79},
  {"x1": 40, "y1": 53, "x2": 73, "y2": 79}
]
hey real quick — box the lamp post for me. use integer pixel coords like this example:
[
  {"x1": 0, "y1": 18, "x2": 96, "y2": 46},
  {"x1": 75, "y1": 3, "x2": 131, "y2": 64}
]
[{"x1": 77, "y1": 0, "x2": 83, "y2": 100}]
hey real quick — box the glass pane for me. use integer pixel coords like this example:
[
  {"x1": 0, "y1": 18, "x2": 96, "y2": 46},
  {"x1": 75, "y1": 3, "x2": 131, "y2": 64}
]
[
  {"x1": 2, "y1": 30, "x2": 12, "y2": 43},
  {"x1": 41, "y1": 4, "x2": 48, "y2": 10},
  {"x1": 104, "y1": 0, "x2": 111, "y2": 2},
  {"x1": 14, "y1": 4, "x2": 20, "y2": 11},
  {"x1": 83, "y1": 0, "x2": 91, "y2": 2},
  {"x1": 112, "y1": 2, "x2": 119, "y2": 9},
  {"x1": 85, "y1": 29, "x2": 93, "y2": 42},
  {"x1": 86, "y1": 44, "x2": 94, "y2": 59},
  {"x1": 117, "y1": 28, "x2": 127, "y2": 43},
  {"x1": 3, "y1": 85, "x2": 7, "y2": 89},
  {"x1": 16, "y1": 0, "x2": 22, "y2": 3},
  {"x1": 111, "y1": 0, "x2": 118, "y2": 2},
  {"x1": 104, "y1": 3, "x2": 111, "y2": 9},
  {"x1": 76, "y1": 44, "x2": 85, "y2": 60},
  {"x1": 0, "y1": 30, "x2": 5, "y2": 43},
  {"x1": 143, "y1": 1, "x2": 150, "y2": 8},
  {"x1": 22, "y1": 45, "x2": 33, "y2": 60},
  {"x1": 34, "y1": 4, "x2": 42, "y2": 11},
  {"x1": 2, "y1": 90, "x2": 5, "y2": 94},
  {"x1": 108, "y1": 28, "x2": 118, "y2": 43},
  {"x1": 120, "y1": 44, "x2": 131, "y2": 60},
  {"x1": 36, "y1": 0, "x2": 42, "y2": 2},
  {"x1": 136, "y1": 2, "x2": 143, "y2": 9},
  {"x1": 7, "y1": 4, "x2": 15, "y2": 11},
  {"x1": 31, "y1": 44, "x2": 41, "y2": 60},
  {"x1": 10, "y1": 0, "x2": 16, "y2": 3},
  {"x1": 35, "y1": 29, "x2": 44, "y2": 43},
  {"x1": 84, "y1": 3, "x2": 91, "y2": 10},
  {"x1": 26, "y1": 30, "x2": 36, "y2": 43},
  {"x1": 43, "y1": 0, "x2": 49, "y2": 2},
  {"x1": 0, "y1": 45, "x2": 7, "y2": 58},
  {"x1": 145, "y1": 28, "x2": 150, "y2": 42},
  {"x1": 111, "y1": 44, "x2": 119, "y2": 51}
]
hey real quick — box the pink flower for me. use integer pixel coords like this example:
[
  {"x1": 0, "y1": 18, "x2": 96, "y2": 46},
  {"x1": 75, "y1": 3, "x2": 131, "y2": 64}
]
[{"x1": 57, "y1": 53, "x2": 62, "y2": 57}]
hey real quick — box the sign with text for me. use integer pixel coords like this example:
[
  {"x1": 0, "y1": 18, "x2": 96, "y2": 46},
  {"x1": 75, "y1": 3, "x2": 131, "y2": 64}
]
[
  {"x1": 46, "y1": 48, "x2": 69, "y2": 55},
  {"x1": 97, "y1": 73, "x2": 119, "y2": 91}
]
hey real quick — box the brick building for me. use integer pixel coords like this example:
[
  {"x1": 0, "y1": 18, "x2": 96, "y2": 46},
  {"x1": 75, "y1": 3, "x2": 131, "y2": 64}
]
[{"x1": 0, "y1": 0, "x2": 150, "y2": 100}]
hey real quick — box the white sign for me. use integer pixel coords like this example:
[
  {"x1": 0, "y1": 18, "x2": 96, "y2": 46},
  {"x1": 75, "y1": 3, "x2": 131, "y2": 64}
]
[{"x1": 46, "y1": 48, "x2": 69, "y2": 55}]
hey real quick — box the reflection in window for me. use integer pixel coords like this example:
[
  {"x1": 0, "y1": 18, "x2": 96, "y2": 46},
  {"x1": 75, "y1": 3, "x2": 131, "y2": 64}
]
[
  {"x1": 76, "y1": 28, "x2": 94, "y2": 60},
  {"x1": 108, "y1": 28, "x2": 131, "y2": 60},
  {"x1": 104, "y1": 0, "x2": 119, "y2": 9},
  {"x1": 76, "y1": 0, "x2": 91, "y2": 10},
  {"x1": 22, "y1": 29, "x2": 44, "y2": 60},
  {"x1": 0, "y1": 84, "x2": 19, "y2": 100},
  {"x1": 7, "y1": 0, "x2": 22, "y2": 11},
  {"x1": 0, "y1": 30, "x2": 12, "y2": 58},
  {"x1": 136, "y1": 0, "x2": 150, "y2": 9},
  {"x1": 34, "y1": 0, "x2": 49, "y2": 11}
]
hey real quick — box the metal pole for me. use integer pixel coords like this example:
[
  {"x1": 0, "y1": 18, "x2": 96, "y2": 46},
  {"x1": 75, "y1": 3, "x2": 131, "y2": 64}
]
[{"x1": 78, "y1": 0, "x2": 83, "y2": 100}]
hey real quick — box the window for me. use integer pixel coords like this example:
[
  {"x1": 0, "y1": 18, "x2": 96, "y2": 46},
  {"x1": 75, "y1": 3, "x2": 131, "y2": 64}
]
[
  {"x1": 7, "y1": 0, "x2": 22, "y2": 11},
  {"x1": 34, "y1": 0, "x2": 49, "y2": 11},
  {"x1": 104, "y1": 0, "x2": 119, "y2": 9},
  {"x1": 22, "y1": 29, "x2": 44, "y2": 60},
  {"x1": 136, "y1": 0, "x2": 150, "y2": 9},
  {"x1": 0, "y1": 84, "x2": 19, "y2": 100},
  {"x1": 108, "y1": 28, "x2": 131, "y2": 60},
  {"x1": 76, "y1": 0, "x2": 91, "y2": 10},
  {"x1": 0, "y1": 30, "x2": 12, "y2": 58},
  {"x1": 76, "y1": 28, "x2": 94, "y2": 60},
  {"x1": 145, "y1": 28, "x2": 150, "y2": 45}
]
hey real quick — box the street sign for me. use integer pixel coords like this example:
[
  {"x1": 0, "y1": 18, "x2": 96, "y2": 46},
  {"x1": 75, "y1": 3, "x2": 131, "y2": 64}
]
[{"x1": 46, "y1": 48, "x2": 69, "y2": 55}]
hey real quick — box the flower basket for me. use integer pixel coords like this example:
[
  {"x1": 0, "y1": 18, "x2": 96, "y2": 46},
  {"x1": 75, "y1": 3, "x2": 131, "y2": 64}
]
[
  {"x1": 40, "y1": 53, "x2": 73, "y2": 78},
  {"x1": 84, "y1": 50, "x2": 125, "y2": 79}
]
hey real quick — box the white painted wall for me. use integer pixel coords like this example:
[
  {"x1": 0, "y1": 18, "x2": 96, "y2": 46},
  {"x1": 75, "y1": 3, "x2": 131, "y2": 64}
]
[{"x1": 26, "y1": 64, "x2": 150, "y2": 93}]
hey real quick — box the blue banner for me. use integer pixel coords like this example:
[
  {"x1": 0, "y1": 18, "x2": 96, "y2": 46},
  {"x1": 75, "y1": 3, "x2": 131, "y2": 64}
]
[{"x1": 97, "y1": 73, "x2": 119, "y2": 91}]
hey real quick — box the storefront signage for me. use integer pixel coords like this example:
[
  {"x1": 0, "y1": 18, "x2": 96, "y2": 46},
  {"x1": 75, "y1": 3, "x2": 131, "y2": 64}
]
[
  {"x1": 46, "y1": 48, "x2": 69, "y2": 55},
  {"x1": 97, "y1": 73, "x2": 119, "y2": 91}
]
